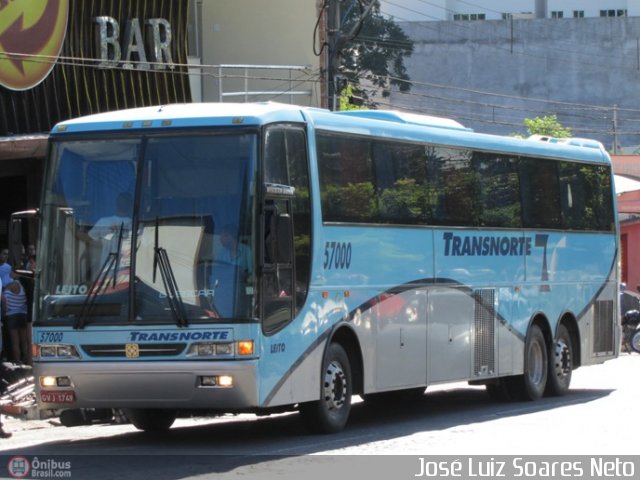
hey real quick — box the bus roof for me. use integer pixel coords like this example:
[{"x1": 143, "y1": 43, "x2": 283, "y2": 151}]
[
  {"x1": 52, "y1": 102, "x2": 610, "y2": 164},
  {"x1": 52, "y1": 102, "x2": 309, "y2": 133}
]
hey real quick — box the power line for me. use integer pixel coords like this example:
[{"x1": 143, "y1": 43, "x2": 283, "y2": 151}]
[{"x1": 0, "y1": 51, "x2": 322, "y2": 85}]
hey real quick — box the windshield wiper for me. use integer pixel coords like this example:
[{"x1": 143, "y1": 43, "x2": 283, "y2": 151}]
[
  {"x1": 74, "y1": 222, "x2": 125, "y2": 329},
  {"x1": 153, "y1": 217, "x2": 188, "y2": 327}
]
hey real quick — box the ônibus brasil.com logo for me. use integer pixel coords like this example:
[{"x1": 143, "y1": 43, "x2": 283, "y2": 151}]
[
  {"x1": 7, "y1": 456, "x2": 72, "y2": 478},
  {"x1": 7, "y1": 456, "x2": 30, "y2": 478}
]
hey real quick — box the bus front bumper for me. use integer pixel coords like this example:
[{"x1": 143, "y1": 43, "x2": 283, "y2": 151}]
[{"x1": 34, "y1": 360, "x2": 259, "y2": 410}]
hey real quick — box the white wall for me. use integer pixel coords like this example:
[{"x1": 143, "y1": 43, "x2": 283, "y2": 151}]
[{"x1": 199, "y1": 0, "x2": 322, "y2": 106}]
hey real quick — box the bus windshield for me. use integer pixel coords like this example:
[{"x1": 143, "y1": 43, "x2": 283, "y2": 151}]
[{"x1": 39, "y1": 132, "x2": 258, "y2": 326}]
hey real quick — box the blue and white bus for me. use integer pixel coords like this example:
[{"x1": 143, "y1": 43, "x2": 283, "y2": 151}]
[{"x1": 30, "y1": 102, "x2": 619, "y2": 432}]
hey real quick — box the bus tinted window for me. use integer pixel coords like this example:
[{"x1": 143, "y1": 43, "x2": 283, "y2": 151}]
[
  {"x1": 590, "y1": 165, "x2": 615, "y2": 231},
  {"x1": 317, "y1": 134, "x2": 377, "y2": 223},
  {"x1": 520, "y1": 157, "x2": 562, "y2": 229},
  {"x1": 429, "y1": 147, "x2": 477, "y2": 227},
  {"x1": 473, "y1": 153, "x2": 522, "y2": 228},
  {"x1": 317, "y1": 131, "x2": 613, "y2": 232},
  {"x1": 264, "y1": 129, "x2": 289, "y2": 185},
  {"x1": 559, "y1": 162, "x2": 614, "y2": 231},
  {"x1": 374, "y1": 141, "x2": 432, "y2": 225}
]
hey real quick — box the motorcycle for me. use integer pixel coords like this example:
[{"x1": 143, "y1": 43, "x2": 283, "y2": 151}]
[{"x1": 622, "y1": 309, "x2": 640, "y2": 353}]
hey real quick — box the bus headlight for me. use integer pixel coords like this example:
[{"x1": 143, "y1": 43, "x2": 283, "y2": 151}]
[
  {"x1": 36, "y1": 344, "x2": 80, "y2": 359},
  {"x1": 187, "y1": 341, "x2": 254, "y2": 357},
  {"x1": 199, "y1": 375, "x2": 233, "y2": 387},
  {"x1": 39, "y1": 376, "x2": 72, "y2": 387},
  {"x1": 187, "y1": 342, "x2": 234, "y2": 358},
  {"x1": 40, "y1": 376, "x2": 57, "y2": 387},
  {"x1": 215, "y1": 343, "x2": 233, "y2": 355},
  {"x1": 197, "y1": 343, "x2": 215, "y2": 356}
]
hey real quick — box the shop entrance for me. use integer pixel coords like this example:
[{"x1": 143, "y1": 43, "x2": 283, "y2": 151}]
[{"x1": 0, "y1": 175, "x2": 29, "y2": 250}]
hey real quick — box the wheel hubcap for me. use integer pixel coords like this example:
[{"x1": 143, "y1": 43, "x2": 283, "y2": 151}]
[
  {"x1": 323, "y1": 361, "x2": 347, "y2": 411},
  {"x1": 554, "y1": 340, "x2": 571, "y2": 378}
]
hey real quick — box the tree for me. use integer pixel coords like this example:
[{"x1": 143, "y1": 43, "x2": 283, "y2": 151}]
[
  {"x1": 522, "y1": 115, "x2": 572, "y2": 138},
  {"x1": 337, "y1": 0, "x2": 414, "y2": 108},
  {"x1": 338, "y1": 84, "x2": 363, "y2": 111}
]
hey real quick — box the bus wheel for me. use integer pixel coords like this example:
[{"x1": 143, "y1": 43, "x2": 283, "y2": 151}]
[
  {"x1": 300, "y1": 343, "x2": 352, "y2": 434},
  {"x1": 545, "y1": 324, "x2": 573, "y2": 396},
  {"x1": 506, "y1": 324, "x2": 548, "y2": 401},
  {"x1": 125, "y1": 408, "x2": 176, "y2": 432}
]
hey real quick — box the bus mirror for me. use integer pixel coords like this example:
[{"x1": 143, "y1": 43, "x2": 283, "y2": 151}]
[
  {"x1": 275, "y1": 213, "x2": 293, "y2": 264},
  {"x1": 9, "y1": 209, "x2": 39, "y2": 273}
]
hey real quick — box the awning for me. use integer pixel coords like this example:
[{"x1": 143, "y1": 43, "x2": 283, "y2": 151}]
[{"x1": 0, "y1": 135, "x2": 48, "y2": 161}]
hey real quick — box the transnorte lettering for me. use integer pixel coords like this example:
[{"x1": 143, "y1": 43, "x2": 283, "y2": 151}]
[
  {"x1": 443, "y1": 232, "x2": 532, "y2": 257},
  {"x1": 129, "y1": 330, "x2": 230, "y2": 342}
]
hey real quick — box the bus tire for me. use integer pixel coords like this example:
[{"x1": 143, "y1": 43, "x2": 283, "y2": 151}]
[
  {"x1": 125, "y1": 408, "x2": 176, "y2": 432},
  {"x1": 506, "y1": 324, "x2": 548, "y2": 401},
  {"x1": 545, "y1": 324, "x2": 573, "y2": 396},
  {"x1": 300, "y1": 343, "x2": 352, "y2": 434}
]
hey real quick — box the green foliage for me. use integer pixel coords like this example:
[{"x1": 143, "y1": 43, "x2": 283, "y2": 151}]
[
  {"x1": 379, "y1": 178, "x2": 432, "y2": 223},
  {"x1": 339, "y1": 84, "x2": 363, "y2": 111},
  {"x1": 323, "y1": 182, "x2": 378, "y2": 222},
  {"x1": 340, "y1": 0, "x2": 414, "y2": 106},
  {"x1": 522, "y1": 115, "x2": 572, "y2": 138}
]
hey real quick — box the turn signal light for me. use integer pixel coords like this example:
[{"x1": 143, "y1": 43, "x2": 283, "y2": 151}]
[{"x1": 237, "y1": 340, "x2": 254, "y2": 356}]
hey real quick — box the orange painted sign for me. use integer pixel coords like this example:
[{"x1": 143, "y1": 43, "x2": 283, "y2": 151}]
[{"x1": 0, "y1": 0, "x2": 69, "y2": 91}]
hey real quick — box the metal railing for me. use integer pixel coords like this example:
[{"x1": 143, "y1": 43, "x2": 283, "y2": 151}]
[{"x1": 215, "y1": 64, "x2": 314, "y2": 104}]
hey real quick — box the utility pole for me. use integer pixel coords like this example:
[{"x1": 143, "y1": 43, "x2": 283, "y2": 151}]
[
  {"x1": 327, "y1": 0, "x2": 342, "y2": 111},
  {"x1": 326, "y1": 0, "x2": 376, "y2": 110},
  {"x1": 612, "y1": 104, "x2": 619, "y2": 154}
]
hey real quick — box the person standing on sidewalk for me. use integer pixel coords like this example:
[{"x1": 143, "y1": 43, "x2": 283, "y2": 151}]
[
  {"x1": 2, "y1": 274, "x2": 30, "y2": 366},
  {"x1": 0, "y1": 275, "x2": 11, "y2": 439}
]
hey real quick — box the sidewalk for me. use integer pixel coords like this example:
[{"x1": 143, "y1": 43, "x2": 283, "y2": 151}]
[
  {"x1": 2, "y1": 409, "x2": 60, "y2": 434},
  {"x1": 3, "y1": 416, "x2": 58, "y2": 434}
]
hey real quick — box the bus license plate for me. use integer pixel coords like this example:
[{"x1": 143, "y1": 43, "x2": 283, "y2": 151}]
[{"x1": 40, "y1": 391, "x2": 75, "y2": 403}]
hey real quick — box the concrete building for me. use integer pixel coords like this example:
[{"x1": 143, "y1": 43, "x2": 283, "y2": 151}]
[
  {"x1": 381, "y1": 0, "x2": 640, "y2": 21},
  {"x1": 386, "y1": 16, "x2": 640, "y2": 150}
]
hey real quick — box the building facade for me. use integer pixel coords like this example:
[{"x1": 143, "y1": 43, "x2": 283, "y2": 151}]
[
  {"x1": 380, "y1": 0, "x2": 640, "y2": 21},
  {"x1": 386, "y1": 16, "x2": 640, "y2": 150}
]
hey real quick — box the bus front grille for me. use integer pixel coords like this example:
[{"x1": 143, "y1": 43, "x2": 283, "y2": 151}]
[{"x1": 81, "y1": 344, "x2": 187, "y2": 358}]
